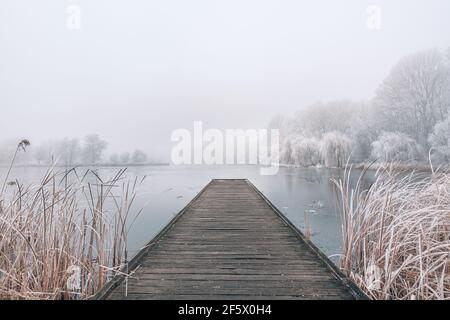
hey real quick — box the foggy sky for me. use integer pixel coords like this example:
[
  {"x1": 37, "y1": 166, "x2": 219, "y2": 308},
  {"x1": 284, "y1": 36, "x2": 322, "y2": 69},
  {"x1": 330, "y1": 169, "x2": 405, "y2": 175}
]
[{"x1": 1, "y1": 0, "x2": 449, "y2": 161}]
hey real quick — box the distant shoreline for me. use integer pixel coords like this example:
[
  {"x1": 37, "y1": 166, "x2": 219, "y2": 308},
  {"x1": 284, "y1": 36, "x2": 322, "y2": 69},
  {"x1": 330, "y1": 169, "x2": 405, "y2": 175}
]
[
  {"x1": 0, "y1": 163, "x2": 171, "y2": 168},
  {"x1": 279, "y1": 161, "x2": 449, "y2": 173},
  {"x1": 1, "y1": 162, "x2": 447, "y2": 173}
]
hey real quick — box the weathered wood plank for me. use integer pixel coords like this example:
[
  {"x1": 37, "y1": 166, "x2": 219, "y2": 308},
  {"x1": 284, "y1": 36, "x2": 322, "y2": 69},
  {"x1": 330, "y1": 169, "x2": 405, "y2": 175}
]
[{"x1": 99, "y1": 179, "x2": 367, "y2": 300}]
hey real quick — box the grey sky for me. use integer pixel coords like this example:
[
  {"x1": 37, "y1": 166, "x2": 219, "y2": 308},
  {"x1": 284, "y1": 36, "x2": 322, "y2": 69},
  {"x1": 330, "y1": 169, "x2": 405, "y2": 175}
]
[{"x1": 1, "y1": 0, "x2": 449, "y2": 160}]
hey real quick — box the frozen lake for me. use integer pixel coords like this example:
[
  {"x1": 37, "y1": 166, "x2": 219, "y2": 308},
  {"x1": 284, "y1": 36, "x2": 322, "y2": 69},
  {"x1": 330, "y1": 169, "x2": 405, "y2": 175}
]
[{"x1": 1, "y1": 165, "x2": 374, "y2": 262}]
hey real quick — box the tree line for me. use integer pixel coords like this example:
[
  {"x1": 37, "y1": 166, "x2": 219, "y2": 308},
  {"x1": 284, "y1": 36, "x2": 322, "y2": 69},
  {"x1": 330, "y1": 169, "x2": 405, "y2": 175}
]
[
  {"x1": 0, "y1": 134, "x2": 150, "y2": 166},
  {"x1": 271, "y1": 48, "x2": 450, "y2": 168}
]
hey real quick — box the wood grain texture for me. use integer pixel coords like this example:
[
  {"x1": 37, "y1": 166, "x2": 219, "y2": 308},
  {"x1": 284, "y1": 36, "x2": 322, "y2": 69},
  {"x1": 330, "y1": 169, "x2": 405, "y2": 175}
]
[{"x1": 103, "y1": 179, "x2": 365, "y2": 300}]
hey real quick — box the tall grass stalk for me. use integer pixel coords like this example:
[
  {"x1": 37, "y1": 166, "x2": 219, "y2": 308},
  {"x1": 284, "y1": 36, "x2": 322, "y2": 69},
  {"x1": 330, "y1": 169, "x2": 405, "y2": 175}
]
[
  {"x1": 334, "y1": 163, "x2": 450, "y2": 300},
  {"x1": 0, "y1": 139, "x2": 30, "y2": 197},
  {"x1": 0, "y1": 167, "x2": 143, "y2": 299}
]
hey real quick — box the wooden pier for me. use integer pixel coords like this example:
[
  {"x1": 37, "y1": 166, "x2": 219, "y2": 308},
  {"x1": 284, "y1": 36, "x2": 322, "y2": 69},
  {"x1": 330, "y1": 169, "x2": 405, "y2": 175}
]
[{"x1": 97, "y1": 179, "x2": 367, "y2": 300}]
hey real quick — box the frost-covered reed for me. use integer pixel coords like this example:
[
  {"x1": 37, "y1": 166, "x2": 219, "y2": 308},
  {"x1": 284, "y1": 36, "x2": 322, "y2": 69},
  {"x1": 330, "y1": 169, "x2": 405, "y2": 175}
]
[
  {"x1": 334, "y1": 164, "x2": 450, "y2": 300},
  {"x1": 0, "y1": 166, "x2": 143, "y2": 299}
]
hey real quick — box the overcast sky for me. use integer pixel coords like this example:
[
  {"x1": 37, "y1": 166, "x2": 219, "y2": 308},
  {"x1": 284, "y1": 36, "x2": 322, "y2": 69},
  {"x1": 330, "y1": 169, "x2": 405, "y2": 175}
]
[{"x1": 1, "y1": 0, "x2": 449, "y2": 160}]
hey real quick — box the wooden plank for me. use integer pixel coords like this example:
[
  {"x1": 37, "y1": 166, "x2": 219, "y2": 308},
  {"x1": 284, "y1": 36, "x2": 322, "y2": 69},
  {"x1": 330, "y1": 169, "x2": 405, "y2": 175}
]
[{"x1": 97, "y1": 179, "x2": 367, "y2": 300}]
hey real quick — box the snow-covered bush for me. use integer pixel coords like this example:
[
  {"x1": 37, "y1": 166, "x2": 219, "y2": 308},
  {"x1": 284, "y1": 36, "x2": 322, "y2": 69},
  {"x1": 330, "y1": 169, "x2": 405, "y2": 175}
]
[
  {"x1": 371, "y1": 132, "x2": 423, "y2": 162},
  {"x1": 428, "y1": 117, "x2": 450, "y2": 164},
  {"x1": 291, "y1": 137, "x2": 321, "y2": 167},
  {"x1": 320, "y1": 132, "x2": 352, "y2": 167}
]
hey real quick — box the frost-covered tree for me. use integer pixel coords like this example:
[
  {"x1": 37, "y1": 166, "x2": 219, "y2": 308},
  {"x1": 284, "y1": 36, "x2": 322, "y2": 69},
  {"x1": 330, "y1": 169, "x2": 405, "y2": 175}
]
[
  {"x1": 292, "y1": 100, "x2": 362, "y2": 137},
  {"x1": 119, "y1": 152, "x2": 130, "y2": 164},
  {"x1": 428, "y1": 116, "x2": 450, "y2": 163},
  {"x1": 349, "y1": 102, "x2": 378, "y2": 162},
  {"x1": 56, "y1": 138, "x2": 80, "y2": 166},
  {"x1": 33, "y1": 145, "x2": 48, "y2": 165},
  {"x1": 291, "y1": 137, "x2": 321, "y2": 167},
  {"x1": 132, "y1": 149, "x2": 148, "y2": 163},
  {"x1": 280, "y1": 137, "x2": 295, "y2": 164},
  {"x1": 30, "y1": 139, "x2": 81, "y2": 165},
  {"x1": 375, "y1": 49, "x2": 450, "y2": 147},
  {"x1": 371, "y1": 132, "x2": 423, "y2": 162},
  {"x1": 267, "y1": 48, "x2": 450, "y2": 165},
  {"x1": 81, "y1": 134, "x2": 107, "y2": 164},
  {"x1": 32, "y1": 141, "x2": 55, "y2": 165},
  {"x1": 268, "y1": 114, "x2": 291, "y2": 142},
  {"x1": 320, "y1": 132, "x2": 352, "y2": 167},
  {"x1": 109, "y1": 153, "x2": 120, "y2": 164}
]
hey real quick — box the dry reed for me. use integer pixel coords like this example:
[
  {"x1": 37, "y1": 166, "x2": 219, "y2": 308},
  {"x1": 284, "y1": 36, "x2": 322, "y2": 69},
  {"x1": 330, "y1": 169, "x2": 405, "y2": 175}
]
[
  {"x1": 0, "y1": 164, "x2": 144, "y2": 299},
  {"x1": 334, "y1": 163, "x2": 450, "y2": 300}
]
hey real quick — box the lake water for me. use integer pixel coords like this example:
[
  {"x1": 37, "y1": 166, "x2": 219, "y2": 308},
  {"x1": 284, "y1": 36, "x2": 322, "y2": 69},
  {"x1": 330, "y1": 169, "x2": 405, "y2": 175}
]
[{"x1": 1, "y1": 165, "x2": 374, "y2": 263}]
